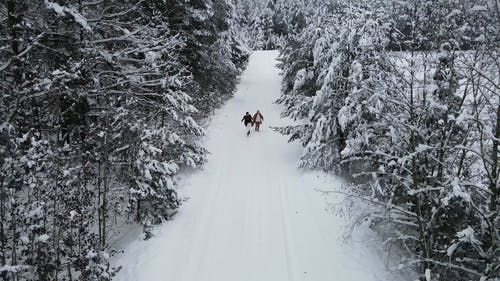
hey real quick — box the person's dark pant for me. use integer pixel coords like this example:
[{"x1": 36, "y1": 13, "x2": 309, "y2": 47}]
[
  {"x1": 254, "y1": 122, "x2": 261, "y2": 131},
  {"x1": 244, "y1": 122, "x2": 252, "y2": 135}
]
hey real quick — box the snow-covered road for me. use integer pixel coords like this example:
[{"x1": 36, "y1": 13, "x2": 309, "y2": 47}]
[{"x1": 115, "y1": 51, "x2": 390, "y2": 281}]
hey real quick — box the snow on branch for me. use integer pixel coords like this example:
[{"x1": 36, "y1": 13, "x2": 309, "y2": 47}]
[
  {"x1": 44, "y1": 0, "x2": 92, "y2": 32},
  {"x1": 0, "y1": 265, "x2": 31, "y2": 273}
]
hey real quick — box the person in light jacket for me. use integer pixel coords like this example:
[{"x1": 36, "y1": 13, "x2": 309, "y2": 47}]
[{"x1": 253, "y1": 110, "x2": 264, "y2": 132}]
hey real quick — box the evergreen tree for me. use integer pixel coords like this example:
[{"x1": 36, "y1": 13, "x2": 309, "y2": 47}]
[
  {"x1": 0, "y1": 0, "x2": 248, "y2": 279},
  {"x1": 275, "y1": 0, "x2": 499, "y2": 279}
]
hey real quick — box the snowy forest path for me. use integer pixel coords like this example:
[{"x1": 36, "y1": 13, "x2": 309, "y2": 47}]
[{"x1": 115, "y1": 51, "x2": 389, "y2": 281}]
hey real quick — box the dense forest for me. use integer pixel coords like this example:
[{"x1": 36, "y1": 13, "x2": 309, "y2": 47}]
[
  {"x1": 268, "y1": 0, "x2": 499, "y2": 280},
  {"x1": 1, "y1": 0, "x2": 248, "y2": 279},
  {"x1": 1, "y1": 0, "x2": 499, "y2": 280}
]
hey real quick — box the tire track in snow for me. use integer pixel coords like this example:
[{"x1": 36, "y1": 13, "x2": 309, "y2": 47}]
[{"x1": 278, "y1": 176, "x2": 296, "y2": 281}]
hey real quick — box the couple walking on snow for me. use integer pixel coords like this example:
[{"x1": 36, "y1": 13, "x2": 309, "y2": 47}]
[{"x1": 241, "y1": 110, "x2": 264, "y2": 136}]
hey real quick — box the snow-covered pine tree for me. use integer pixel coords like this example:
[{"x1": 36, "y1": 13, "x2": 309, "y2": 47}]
[
  {"x1": 79, "y1": 0, "x2": 207, "y2": 235},
  {"x1": 452, "y1": 3, "x2": 500, "y2": 277},
  {"x1": 277, "y1": 1, "x2": 389, "y2": 171},
  {"x1": 160, "y1": 0, "x2": 249, "y2": 115},
  {"x1": 355, "y1": 2, "x2": 499, "y2": 279},
  {"x1": 336, "y1": 6, "x2": 395, "y2": 179},
  {"x1": 0, "y1": 0, "x2": 112, "y2": 279},
  {"x1": 275, "y1": 0, "x2": 499, "y2": 279},
  {"x1": 1, "y1": 0, "x2": 248, "y2": 279},
  {"x1": 335, "y1": 1, "x2": 499, "y2": 279},
  {"x1": 238, "y1": 0, "x2": 309, "y2": 50}
]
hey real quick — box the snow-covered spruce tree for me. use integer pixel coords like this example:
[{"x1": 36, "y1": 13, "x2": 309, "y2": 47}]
[
  {"x1": 453, "y1": 4, "x2": 500, "y2": 277},
  {"x1": 335, "y1": 2, "x2": 499, "y2": 280},
  {"x1": 234, "y1": 0, "x2": 268, "y2": 50},
  {"x1": 356, "y1": 2, "x2": 498, "y2": 280},
  {"x1": 354, "y1": 48, "x2": 477, "y2": 280},
  {"x1": 386, "y1": 0, "x2": 492, "y2": 51},
  {"x1": 275, "y1": 19, "x2": 337, "y2": 169},
  {"x1": 0, "y1": 1, "x2": 110, "y2": 279},
  {"x1": 348, "y1": 2, "x2": 499, "y2": 279},
  {"x1": 243, "y1": 0, "x2": 280, "y2": 50},
  {"x1": 1, "y1": 0, "x2": 248, "y2": 279},
  {"x1": 241, "y1": 0, "x2": 309, "y2": 50},
  {"x1": 161, "y1": 0, "x2": 249, "y2": 115},
  {"x1": 276, "y1": 17, "x2": 325, "y2": 122},
  {"x1": 277, "y1": 1, "x2": 389, "y2": 171},
  {"x1": 336, "y1": 8, "x2": 395, "y2": 179},
  {"x1": 276, "y1": 0, "x2": 499, "y2": 280},
  {"x1": 79, "y1": 0, "x2": 208, "y2": 239},
  {"x1": 454, "y1": 50, "x2": 500, "y2": 281}
]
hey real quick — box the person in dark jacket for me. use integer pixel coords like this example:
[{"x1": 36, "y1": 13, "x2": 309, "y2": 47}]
[{"x1": 241, "y1": 112, "x2": 253, "y2": 136}]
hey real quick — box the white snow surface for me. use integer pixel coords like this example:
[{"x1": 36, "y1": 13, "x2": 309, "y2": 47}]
[{"x1": 115, "y1": 51, "x2": 391, "y2": 281}]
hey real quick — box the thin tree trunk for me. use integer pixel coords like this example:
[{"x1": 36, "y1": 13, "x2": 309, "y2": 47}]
[
  {"x1": 6, "y1": 3, "x2": 22, "y2": 280},
  {"x1": 7, "y1": 0, "x2": 22, "y2": 86},
  {"x1": 102, "y1": 165, "x2": 107, "y2": 248},
  {"x1": 489, "y1": 104, "x2": 499, "y2": 241},
  {"x1": 53, "y1": 160, "x2": 60, "y2": 281},
  {"x1": 101, "y1": 109, "x2": 110, "y2": 248},
  {"x1": 97, "y1": 161, "x2": 102, "y2": 247},
  {"x1": 10, "y1": 198, "x2": 18, "y2": 281},
  {"x1": 0, "y1": 196, "x2": 6, "y2": 281}
]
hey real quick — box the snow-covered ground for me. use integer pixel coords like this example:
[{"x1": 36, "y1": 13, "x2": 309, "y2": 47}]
[{"x1": 114, "y1": 51, "x2": 392, "y2": 281}]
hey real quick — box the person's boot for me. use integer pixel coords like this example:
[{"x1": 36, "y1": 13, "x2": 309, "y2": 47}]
[{"x1": 247, "y1": 130, "x2": 250, "y2": 136}]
